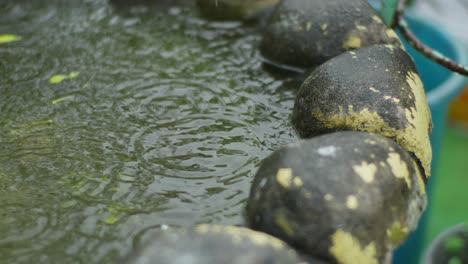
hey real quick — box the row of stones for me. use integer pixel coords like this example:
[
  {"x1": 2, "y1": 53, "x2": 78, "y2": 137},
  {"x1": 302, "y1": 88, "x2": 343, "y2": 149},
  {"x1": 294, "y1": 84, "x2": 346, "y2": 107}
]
[{"x1": 125, "y1": 1, "x2": 432, "y2": 263}]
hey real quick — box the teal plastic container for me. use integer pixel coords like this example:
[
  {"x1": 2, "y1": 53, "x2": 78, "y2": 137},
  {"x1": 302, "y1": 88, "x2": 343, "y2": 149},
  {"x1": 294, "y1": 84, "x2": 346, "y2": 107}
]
[{"x1": 392, "y1": 13, "x2": 468, "y2": 264}]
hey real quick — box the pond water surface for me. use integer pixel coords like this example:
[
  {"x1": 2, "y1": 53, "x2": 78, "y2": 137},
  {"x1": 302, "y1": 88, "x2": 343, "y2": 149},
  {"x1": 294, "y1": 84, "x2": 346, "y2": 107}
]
[{"x1": 0, "y1": 0, "x2": 298, "y2": 263}]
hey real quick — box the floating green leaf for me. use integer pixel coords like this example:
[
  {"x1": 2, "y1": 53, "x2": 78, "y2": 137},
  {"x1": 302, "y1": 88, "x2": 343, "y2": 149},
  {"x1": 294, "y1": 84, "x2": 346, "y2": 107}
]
[
  {"x1": 50, "y1": 74, "x2": 68, "y2": 84},
  {"x1": 49, "y1": 72, "x2": 80, "y2": 84},
  {"x1": 104, "y1": 215, "x2": 119, "y2": 225},
  {"x1": 0, "y1": 34, "x2": 22, "y2": 44},
  {"x1": 68, "y1": 72, "x2": 80, "y2": 78}
]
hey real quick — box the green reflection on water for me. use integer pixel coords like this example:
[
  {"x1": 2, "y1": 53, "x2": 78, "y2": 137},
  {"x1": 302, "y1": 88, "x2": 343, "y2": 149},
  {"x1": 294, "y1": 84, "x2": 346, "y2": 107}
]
[{"x1": 0, "y1": 0, "x2": 297, "y2": 263}]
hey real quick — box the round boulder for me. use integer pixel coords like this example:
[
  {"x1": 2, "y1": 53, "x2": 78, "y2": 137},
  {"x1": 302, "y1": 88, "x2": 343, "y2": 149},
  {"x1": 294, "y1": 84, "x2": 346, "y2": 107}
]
[
  {"x1": 260, "y1": 0, "x2": 403, "y2": 69},
  {"x1": 292, "y1": 44, "x2": 432, "y2": 178},
  {"x1": 246, "y1": 131, "x2": 427, "y2": 264},
  {"x1": 196, "y1": 0, "x2": 279, "y2": 21},
  {"x1": 123, "y1": 224, "x2": 308, "y2": 264}
]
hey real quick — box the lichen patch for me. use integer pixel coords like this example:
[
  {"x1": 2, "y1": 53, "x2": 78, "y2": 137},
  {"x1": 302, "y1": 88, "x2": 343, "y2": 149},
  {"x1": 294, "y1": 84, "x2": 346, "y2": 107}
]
[
  {"x1": 386, "y1": 222, "x2": 409, "y2": 246},
  {"x1": 275, "y1": 212, "x2": 295, "y2": 236},
  {"x1": 343, "y1": 36, "x2": 362, "y2": 49},
  {"x1": 386, "y1": 152, "x2": 411, "y2": 188},
  {"x1": 353, "y1": 161, "x2": 377, "y2": 183},
  {"x1": 404, "y1": 71, "x2": 432, "y2": 177},
  {"x1": 312, "y1": 80, "x2": 431, "y2": 179},
  {"x1": 330, "y1": 230, "x2": 378, "y2": 264},
  {"x1": 276, "y1": 168, "x2": 293, "y2": 188},
  {"x1": 356, "y1": 25, "x2": 367, "y2": 31},
  {"x1": 346, "y1": 195, "x2": 359, "y2": 210},
  {"x1": 196, "y1": 224, "x2": 286, "y2": 249},
  {"x1": 324, "y1": 194, "x2": 334, "y2": 201},
  {"x1": 276, "y1": 168, "x2": 303, "y2": 188}
]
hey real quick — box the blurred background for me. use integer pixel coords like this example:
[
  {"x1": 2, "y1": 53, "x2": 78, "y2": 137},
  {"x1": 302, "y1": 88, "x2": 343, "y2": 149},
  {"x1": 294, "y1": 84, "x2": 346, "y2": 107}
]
[{"x1": 397, "y1": 0, "x2": 468, "y2": 261}]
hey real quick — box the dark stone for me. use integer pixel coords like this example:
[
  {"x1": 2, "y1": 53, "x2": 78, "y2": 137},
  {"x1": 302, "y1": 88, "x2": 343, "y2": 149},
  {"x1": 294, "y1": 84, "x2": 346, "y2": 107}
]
[
  {"x1": 122, "y1": 224, "x2": 307, "y2": 264},
  {"x1": 246, "y1": 131, "x2": 427, "y2": 264},
  {"x1": 196, "y1": 0, "x2": 279, "y2": 21},
  {"x1": 260, "y1": 0, "x2": 403, "y2": 69},
  {"x1": 291, "y1": 44, "x2": 432, "y2": 178}
]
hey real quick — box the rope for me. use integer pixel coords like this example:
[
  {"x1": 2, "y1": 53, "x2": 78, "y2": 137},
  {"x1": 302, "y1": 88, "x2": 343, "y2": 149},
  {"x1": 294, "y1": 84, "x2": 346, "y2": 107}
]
[{"x1": 394, "y1": 0, "x2": 468, "y2": 76}]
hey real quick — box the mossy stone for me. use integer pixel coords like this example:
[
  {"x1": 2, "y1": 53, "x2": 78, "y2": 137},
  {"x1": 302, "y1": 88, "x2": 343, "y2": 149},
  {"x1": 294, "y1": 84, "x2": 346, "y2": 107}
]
[
  {"x1": 292, "y1": 44, "x2": 432, "y2": 178},
  {"x1": 246, "y1": 131, "x2": 427, "y2": 264},
  {"x1": 196, "y1": 0, "x2": 279, "y2": 21},
  {"x1": 123, "y1": 224, "x2": 306, "y2": 264},
  {"x1": 260, "y1": 0, "x2": 403, "y2": 69}
]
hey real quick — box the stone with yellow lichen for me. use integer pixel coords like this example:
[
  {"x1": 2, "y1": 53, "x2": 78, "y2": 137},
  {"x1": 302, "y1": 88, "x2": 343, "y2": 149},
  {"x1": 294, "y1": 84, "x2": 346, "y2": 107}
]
[
  {"x1": 292, "y1": 44, "x2": 432, "y2": 179},
  {"x1": 259, "y1": 0, "x2": 403, "y2": 69},
  {"x1": 196, "y1": 0, "x2": 279, "y2": 21},
  {"x1": 122, "y1": 224, "x2": 309, "y2": 264},
  {"x1": 246, "y1": 131, "x2": 426, "y2": 263}
]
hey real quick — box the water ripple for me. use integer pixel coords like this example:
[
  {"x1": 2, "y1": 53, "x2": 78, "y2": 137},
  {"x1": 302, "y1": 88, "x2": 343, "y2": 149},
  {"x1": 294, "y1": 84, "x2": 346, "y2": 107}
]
[{"x1": 0, "y1": 0, "x2": 298, "y2": 263}]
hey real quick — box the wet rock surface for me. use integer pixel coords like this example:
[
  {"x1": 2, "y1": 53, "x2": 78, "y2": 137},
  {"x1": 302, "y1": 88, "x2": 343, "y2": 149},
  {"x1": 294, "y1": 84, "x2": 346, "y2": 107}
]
[
  {"x1": 259, "y1": 0, "x2": 403, "y2": 69},
  {"x1": 246, "y1": 131, "x2": 427, "y2": 264},
  {"x1": 196, "y1": 0, "x2": 279, "y2": 21},
  {"x1": 292, "y1": 45, "x2": 432, "y2": 178},
  {"x1": 122, "y1": 224, "x2": 306, "y2": 264}
]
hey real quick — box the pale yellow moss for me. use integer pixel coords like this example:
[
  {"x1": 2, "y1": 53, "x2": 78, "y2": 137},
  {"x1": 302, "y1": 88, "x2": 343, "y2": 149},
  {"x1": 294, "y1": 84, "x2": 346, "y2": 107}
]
[
  {"x1": 330, "y1": 230, "x2": 378, "y2": 264},
  {"x1": 324, "y1": 194, "x2": 334, "y2": 201},
  {"x1": 343, "y1": 36, "x2": 362, "y2": 49},
  {"x1": 276, "y1": 168, "x2": 303, "y2": 188},
  {"x1": 365, "y1": 139, "x2": 377, "y2": 145},
  {"x1": 293, "y1": 177, "x2": 303, "y2": 187},
  {"x1": 385, "y1": 44, "x2": 396, "y2": 50},
  {"x1": 275, "y1": 212, "x2": 295, "y2": 236},
  {"x1": 372, "y1": 15, "x2": 383, "y2": 23},
  {"x1": 384, "y1": 95, "x2": 401, "y2": 103},
  {"x1": 312, "y1": 75, "x2": 432, "y2": 179},
  {"x1": 356, "y1": 25, "x2": 367, "y2": 31},
  {"x1": 346, "y1": 195, "x2": 359, "y2": 210},
  {"x1": 387, "y1": 152, "x2": 411, "y2": 188},
  {"x1": 386, "y1": 29, "x2": 399, "y2": 40},
  {"x1": 353, "y1": 161, "x2": 377, "y2": 183},
  {"x1": 321, "y1": 23, "x2": 328, "y2": 31},
  {"x1": 195, "y1": 224, "x2": 286, "y2": 249},
  {"x1": 385, "y1": 29, "x2": 405, "y2": 50},
  {"x1": 306, "y1": 22, "x2": 312, "y2": 31},
  {"x1": 276, "y1": 168, "x2": 293, "y2": 188},
  {"x1": 404, "y1": 71, "x2": 432, "y2": 177},
  {"x1": 386, "y1": 222, "x2": 409, "y2": 246}
]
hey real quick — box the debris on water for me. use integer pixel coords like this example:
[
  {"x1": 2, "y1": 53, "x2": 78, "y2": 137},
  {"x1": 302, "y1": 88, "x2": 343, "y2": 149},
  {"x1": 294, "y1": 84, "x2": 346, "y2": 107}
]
[
  {"x1": 49, "y1": 72, "x2": 80, "y2": 84},
  {"x1": 0, "y1": 34, "x2": 22, "y2": 44},
  {"x1": 52, "y1": 95, "x2": 74, "y2": 105}
]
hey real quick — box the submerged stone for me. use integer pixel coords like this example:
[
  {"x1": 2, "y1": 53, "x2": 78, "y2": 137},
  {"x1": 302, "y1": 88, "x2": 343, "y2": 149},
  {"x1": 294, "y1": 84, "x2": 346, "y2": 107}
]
[
  {"x1": 246, "y1": 131, "x2": 427, "y2": 264},
  {"x1": 196, "y1": 0, "x2": 279, "y2": 21},
  {"x1": 259, "y1": 0, "x2": 403, "y2": 69},
  {"x1": 123, "y1": 224, "x2": 307, "y2": 264},
  {"x1": 292, "y1": 44, "x2": 432, "y2": 178}
]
